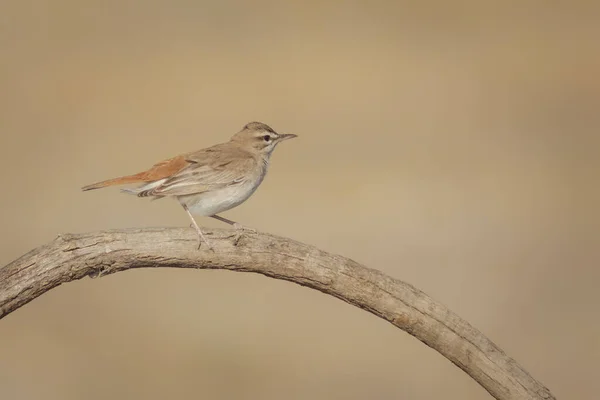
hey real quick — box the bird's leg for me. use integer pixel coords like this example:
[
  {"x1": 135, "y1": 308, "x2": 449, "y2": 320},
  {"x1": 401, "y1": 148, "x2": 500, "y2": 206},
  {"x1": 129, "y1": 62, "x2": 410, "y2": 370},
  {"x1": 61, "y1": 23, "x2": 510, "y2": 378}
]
[
  {"x1": 211, "y1": 214, "x2": 256, "y2": 245},
  {"x1": 182, "y1": 204, "x2": 212, "y2": 250},
  {"x1": 211, "y1": 214, "x2": 257, "y2": 232}
]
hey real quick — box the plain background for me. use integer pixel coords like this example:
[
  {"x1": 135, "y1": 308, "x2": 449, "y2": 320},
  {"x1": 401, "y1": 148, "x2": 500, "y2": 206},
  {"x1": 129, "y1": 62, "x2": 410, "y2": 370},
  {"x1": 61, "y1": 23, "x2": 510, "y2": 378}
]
[{"x1": 1, "y1": 1, "x2": 598, "y2": 399}]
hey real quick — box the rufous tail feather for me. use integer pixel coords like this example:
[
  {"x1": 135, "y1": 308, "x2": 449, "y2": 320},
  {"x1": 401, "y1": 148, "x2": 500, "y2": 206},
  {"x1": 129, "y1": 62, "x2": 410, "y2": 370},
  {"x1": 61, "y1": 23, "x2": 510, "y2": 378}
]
[{"x1": 81, "y1": 173, "x2": 147, "y2": 191}]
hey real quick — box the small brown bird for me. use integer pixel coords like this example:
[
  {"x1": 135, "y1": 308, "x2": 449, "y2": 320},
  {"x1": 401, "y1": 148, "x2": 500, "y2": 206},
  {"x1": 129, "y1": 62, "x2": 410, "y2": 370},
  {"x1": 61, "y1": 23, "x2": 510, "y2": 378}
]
[{"x1": 82, "y1": 122, "x2": 297, "y2": 249}]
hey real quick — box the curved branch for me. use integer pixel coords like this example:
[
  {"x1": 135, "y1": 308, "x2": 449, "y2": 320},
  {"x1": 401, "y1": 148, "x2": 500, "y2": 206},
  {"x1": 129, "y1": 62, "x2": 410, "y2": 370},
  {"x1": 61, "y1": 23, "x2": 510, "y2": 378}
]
[{"x1": 0, "y1": 228, "x2": 554, "y2": 400}]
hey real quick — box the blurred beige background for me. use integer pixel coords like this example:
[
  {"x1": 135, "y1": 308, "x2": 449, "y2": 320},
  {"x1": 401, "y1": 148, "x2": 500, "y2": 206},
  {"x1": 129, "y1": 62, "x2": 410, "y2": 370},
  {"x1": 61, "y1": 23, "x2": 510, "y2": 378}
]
[{"x1": 1, "y1": 1, "x2": 598, "y2": 399}]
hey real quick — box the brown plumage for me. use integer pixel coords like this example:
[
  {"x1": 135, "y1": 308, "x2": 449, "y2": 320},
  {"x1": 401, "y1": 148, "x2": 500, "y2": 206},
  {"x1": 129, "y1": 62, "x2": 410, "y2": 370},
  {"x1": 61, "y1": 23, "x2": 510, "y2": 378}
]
[
  {"x1": 81, "y1": 121, "x2": 297, "y2": 249},
  {"x1": 81, "y1": 154, "x2": 191, "y2": 191}
]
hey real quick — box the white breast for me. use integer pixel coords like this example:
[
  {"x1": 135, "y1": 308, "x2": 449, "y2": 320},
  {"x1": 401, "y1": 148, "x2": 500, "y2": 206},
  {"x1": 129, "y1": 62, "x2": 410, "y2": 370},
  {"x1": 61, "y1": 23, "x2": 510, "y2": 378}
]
[{"x1": 180, "y1": 173, "x2": 265, "y2": 216}]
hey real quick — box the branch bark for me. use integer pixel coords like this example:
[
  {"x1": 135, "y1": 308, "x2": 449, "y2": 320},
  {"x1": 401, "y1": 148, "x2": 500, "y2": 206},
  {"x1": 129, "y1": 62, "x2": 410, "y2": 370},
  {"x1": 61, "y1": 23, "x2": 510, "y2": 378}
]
[{"x1": 0, "y1": 227, "x2": 555, "y2": 400}]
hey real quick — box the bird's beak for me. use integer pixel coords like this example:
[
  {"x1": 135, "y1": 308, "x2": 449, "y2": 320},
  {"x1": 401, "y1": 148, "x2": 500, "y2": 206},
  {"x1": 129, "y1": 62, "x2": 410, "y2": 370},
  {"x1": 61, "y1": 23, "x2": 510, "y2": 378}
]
[{"x1": 278, "y1": 133, "x2": 298, "y2": 142}]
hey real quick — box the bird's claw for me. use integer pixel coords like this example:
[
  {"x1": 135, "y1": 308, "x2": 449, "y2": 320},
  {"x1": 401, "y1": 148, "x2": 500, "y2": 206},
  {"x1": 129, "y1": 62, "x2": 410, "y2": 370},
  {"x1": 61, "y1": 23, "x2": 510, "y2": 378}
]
[
  {"x1": 197, "y1": 238, "x2": 214, "y2": 251},
  {"x1": 231, "y1": 223, "x2": 257, "y2": 246},
  {"x1": 233, "y1": 223, "x2": 256, "y2": 233}
]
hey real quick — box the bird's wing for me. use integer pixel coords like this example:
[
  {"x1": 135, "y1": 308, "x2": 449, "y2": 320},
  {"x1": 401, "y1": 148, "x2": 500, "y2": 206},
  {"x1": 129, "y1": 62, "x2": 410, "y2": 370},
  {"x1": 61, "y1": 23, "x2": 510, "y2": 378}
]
[
  {"x1": 137, "y1": 146, "x2": 257, "y2": 197},
  {"x1": 139, "y1": 155, "x2": 192, "y2": 181}
]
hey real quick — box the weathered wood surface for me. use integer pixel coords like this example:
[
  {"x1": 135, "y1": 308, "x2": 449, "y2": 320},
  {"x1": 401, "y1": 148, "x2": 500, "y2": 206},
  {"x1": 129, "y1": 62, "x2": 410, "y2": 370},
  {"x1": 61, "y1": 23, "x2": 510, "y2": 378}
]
[{"x1": 0, "y1": 228, "x2": 555, "y2": 400}]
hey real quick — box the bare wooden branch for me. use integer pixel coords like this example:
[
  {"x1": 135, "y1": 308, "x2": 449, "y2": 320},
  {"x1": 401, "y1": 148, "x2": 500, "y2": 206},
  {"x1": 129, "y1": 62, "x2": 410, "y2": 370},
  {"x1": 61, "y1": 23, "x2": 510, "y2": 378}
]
[{"x1": 0, "y1": 227, "x2": 555, "y2": 400}]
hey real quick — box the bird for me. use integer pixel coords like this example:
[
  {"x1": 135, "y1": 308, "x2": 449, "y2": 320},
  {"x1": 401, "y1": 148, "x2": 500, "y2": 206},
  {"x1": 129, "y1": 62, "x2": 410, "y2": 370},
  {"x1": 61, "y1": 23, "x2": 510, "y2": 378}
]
[{"x1": 81, "y1": 121, "x2": 297, "y2": 249}]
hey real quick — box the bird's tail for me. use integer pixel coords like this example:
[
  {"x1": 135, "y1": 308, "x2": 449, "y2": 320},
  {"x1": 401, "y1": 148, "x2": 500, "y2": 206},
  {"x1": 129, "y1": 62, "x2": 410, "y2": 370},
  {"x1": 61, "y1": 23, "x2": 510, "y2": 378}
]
[{"x1": 81, "y1": 173, "x2": 147, "y2": 191}]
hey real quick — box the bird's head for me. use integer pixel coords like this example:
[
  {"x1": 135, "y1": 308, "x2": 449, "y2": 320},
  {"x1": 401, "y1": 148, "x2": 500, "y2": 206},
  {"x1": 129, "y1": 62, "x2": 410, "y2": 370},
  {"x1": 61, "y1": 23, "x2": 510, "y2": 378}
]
[{"x1": 231, "y1": 121, "x2": 297, "y2": 155}]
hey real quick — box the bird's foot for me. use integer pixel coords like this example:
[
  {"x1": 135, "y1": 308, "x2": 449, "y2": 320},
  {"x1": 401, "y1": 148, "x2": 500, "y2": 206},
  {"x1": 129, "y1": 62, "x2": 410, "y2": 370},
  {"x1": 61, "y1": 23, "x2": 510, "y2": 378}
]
[
  {"x1": 233, "y1": 223, "x2": 257, "y2": 233},
  {"x1": 232, "y1": 223, "x2": 257, "y2": 246},
  {"x1": 196, "y1": 238, "x2": 214, "y2": 251},
  {"x1": 190, "y1": 227, "x2": 213, "y2": 251}
]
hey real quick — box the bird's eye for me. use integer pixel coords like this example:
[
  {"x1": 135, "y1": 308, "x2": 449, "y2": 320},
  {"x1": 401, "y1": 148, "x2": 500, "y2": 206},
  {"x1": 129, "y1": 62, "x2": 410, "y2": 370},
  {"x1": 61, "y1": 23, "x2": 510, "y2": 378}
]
[{"x1": 262, "y1": 135, "x2": 271, "y2": 142}]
